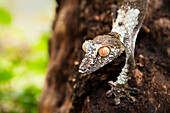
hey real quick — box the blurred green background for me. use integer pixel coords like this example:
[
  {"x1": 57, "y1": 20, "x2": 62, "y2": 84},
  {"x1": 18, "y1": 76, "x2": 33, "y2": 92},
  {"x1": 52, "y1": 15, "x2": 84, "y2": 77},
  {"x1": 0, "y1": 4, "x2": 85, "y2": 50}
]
[{"x1": 0, "y1": 0, "x2": 56, "y2": 112}]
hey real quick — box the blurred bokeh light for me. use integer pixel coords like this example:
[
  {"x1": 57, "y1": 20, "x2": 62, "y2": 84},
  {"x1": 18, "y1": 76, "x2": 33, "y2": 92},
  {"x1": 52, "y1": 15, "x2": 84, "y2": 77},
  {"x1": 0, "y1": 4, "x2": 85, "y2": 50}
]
[{"x1": 0, "y1": 0, "x2": 56, "y2": 112}]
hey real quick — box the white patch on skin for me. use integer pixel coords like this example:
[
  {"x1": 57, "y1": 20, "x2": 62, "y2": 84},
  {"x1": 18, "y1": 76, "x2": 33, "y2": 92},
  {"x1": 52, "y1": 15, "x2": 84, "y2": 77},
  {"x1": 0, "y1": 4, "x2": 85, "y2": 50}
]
[{"x1": 111, "y1": 6, "x2": 140, "y2": 44}]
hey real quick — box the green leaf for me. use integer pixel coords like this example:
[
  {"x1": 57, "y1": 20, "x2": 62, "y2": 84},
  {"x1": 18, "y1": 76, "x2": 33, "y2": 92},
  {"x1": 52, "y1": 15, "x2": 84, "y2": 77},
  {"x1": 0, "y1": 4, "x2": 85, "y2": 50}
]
[
  {"x1": 0, "y1": 8, "x2": 12, "y2": 24},
  {"x1": 0, "y1": 67, "x2": 13, "y2": 83},
  {"x1": 14, "y1": 86, "x2": 41, "y2": 113}
]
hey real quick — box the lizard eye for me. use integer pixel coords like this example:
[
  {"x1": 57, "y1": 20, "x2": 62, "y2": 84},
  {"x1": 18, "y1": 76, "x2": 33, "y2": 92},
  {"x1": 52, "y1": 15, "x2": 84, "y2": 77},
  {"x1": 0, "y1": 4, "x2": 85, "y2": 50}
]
[
  {"x1": 82, "y1": 42, "x2": 86, "y2": 52},
  {"x1": 98, "y1": 46, "x2": 110, "y2": 57}
]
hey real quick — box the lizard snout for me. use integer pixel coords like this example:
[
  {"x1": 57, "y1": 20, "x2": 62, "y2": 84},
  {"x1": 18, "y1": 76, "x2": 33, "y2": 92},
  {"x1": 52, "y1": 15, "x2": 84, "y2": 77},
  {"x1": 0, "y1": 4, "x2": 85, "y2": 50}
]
[{"x1": 78, "y1": 67, "x2": 87, "y2": 73}]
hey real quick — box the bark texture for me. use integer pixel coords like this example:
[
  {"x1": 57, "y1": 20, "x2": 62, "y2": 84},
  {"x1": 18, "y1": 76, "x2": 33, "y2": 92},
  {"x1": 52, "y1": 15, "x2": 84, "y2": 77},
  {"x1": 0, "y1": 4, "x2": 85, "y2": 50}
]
[{"x1": 39, "y1": 0, "x2": 170, "y2": 113}]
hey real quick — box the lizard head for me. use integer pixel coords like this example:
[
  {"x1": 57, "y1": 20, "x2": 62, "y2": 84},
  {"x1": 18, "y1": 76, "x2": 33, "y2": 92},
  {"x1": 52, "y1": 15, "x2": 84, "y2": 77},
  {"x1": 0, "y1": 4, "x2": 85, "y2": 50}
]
[{"x1": 79, "y1": 34, "x2": 125, "y2": 74}]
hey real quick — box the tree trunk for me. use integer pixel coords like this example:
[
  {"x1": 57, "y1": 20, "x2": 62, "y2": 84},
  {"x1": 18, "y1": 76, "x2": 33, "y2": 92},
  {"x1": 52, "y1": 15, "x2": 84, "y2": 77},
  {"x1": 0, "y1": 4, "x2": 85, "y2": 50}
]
[{"x1": 39, "y1": 0, "x2": 170, "y2": 113}]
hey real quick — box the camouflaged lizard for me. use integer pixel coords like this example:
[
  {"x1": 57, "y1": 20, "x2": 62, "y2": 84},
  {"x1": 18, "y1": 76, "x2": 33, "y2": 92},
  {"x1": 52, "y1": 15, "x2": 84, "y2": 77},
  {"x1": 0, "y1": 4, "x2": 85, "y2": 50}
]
[{"x1": 79, "y1": 0, "x2": 148, "y2": 105}]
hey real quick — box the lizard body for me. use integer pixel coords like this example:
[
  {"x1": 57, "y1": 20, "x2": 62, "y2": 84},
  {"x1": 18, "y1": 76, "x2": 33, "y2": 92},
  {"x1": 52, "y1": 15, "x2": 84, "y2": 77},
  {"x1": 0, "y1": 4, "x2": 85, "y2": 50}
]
[{"x1": 79, "y1": 0, "x2": 148, "y2": 105}]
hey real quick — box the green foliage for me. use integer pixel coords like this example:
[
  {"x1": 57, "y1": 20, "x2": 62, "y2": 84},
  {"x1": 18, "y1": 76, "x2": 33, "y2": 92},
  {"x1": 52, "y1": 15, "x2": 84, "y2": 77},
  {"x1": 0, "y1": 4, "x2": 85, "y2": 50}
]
[
  {"x1": 0, "y1": 0, "x2": 54, "y2": 112},
  {"x1": 0, "y1": 8, "x2": 12, "y2": 24},
  {"x1": 0, "y1": 32, "x2": 51, "y2": 113},
  {"x1": 14, "y1": 86, "x2": 41, "y2": 113},
  {"x1": 0, "y1": 67, "x2": 13, "y2": 82},
  {"x1": 28, "y1": 33, "x2": 50, "y2": 72},
  {"x1": 0, "y1": 86, "x2": 41, "y2": 113}
]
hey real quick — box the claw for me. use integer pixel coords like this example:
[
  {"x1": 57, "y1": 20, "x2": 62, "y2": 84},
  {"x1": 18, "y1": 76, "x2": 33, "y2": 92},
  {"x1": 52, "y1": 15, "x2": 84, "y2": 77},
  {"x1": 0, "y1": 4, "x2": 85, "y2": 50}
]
[
  {"x1": 106, "y1": 80, "x2": 139, "y2": 105},
  {"x1": 114, "y1": 96, "x2": 121, "y2": 105},
  {"x1": 108, "y1": 81, "x2": 116, "y2": 86},
  {"x1": 106, "y1": 89, "x2": 113, "y2": 97},
  {"x1": 126, "y1": 86, "x2": 140, "y2": 94},
  {"x1": 126, "y1": 94, "x2": 136, "y2": 103}
]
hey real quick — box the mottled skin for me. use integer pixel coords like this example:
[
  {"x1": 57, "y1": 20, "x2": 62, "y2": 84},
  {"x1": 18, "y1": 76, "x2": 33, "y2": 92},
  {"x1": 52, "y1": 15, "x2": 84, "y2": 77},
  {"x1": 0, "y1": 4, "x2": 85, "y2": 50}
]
[
  {"x1": 79, "y1": 0, "x2": 148, "y2": 105},
  {"x1": 79, "y1": 32, "x2": 125, "y2": 74},
  {"x1": 117, "y1": 0, "x2": 148, "y2": 55}
]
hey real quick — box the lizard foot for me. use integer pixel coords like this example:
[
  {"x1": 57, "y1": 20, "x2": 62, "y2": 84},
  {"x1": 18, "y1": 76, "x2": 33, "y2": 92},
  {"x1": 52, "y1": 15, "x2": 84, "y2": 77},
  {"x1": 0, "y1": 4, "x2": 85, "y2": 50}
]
[{"x1": 106, "y1": 81, "x2": 140, "y2": 105}]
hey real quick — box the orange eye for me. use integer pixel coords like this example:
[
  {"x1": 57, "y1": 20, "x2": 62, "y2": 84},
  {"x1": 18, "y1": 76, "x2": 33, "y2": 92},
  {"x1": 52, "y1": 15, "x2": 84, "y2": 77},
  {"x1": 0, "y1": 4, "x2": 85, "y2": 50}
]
[
  {"x1": 82, "y1": 42, "x2": 86, "y2": 52},
  {"x1": 98, "y1": 47, "x2": 110, "y2": 57}
]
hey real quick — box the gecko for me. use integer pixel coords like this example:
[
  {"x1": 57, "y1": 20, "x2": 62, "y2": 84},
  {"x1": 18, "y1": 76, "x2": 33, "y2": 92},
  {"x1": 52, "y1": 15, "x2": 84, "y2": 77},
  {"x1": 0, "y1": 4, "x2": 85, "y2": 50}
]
[{"x1": 79, "y1": 0, "x2": 148, "y2": 105}]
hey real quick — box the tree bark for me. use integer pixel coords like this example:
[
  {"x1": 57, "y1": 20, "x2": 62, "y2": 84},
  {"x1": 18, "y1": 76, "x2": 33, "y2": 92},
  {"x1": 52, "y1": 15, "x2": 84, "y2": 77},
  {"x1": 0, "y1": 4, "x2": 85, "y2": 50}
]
[{"x1": 39, "y1": 0, "x2": 170, "y2": 113}]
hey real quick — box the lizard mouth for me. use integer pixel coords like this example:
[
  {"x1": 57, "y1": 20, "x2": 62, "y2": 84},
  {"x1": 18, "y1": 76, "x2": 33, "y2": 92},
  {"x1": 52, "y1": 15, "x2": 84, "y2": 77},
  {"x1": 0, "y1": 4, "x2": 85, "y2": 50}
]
[
  {"x1": 78, "y1": 67, "x2": 88, "y2": 74},
  {"x1": 78, "y1": 54, "x2": 108, "y2": 74},
  {"x1": 78, "y1": 57, "x2": 95, "y2": 74}
]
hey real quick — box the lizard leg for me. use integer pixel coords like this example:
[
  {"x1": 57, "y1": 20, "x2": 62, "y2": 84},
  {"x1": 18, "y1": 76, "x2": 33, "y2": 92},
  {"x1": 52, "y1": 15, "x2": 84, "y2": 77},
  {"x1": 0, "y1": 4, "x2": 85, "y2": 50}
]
[{"x1": 106, "y1": 49, "x2": 139, "y2": 105}]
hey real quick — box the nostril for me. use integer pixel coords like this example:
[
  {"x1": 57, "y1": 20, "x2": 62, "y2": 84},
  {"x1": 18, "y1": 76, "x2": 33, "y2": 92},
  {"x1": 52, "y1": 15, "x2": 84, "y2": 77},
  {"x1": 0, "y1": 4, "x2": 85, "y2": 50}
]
[
  {"x1": 81, "y1": 68, "x2": 86, "y2": 71},
  {"x1": 78, "y1": 67, "x2": 87, "y2": 73}
]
